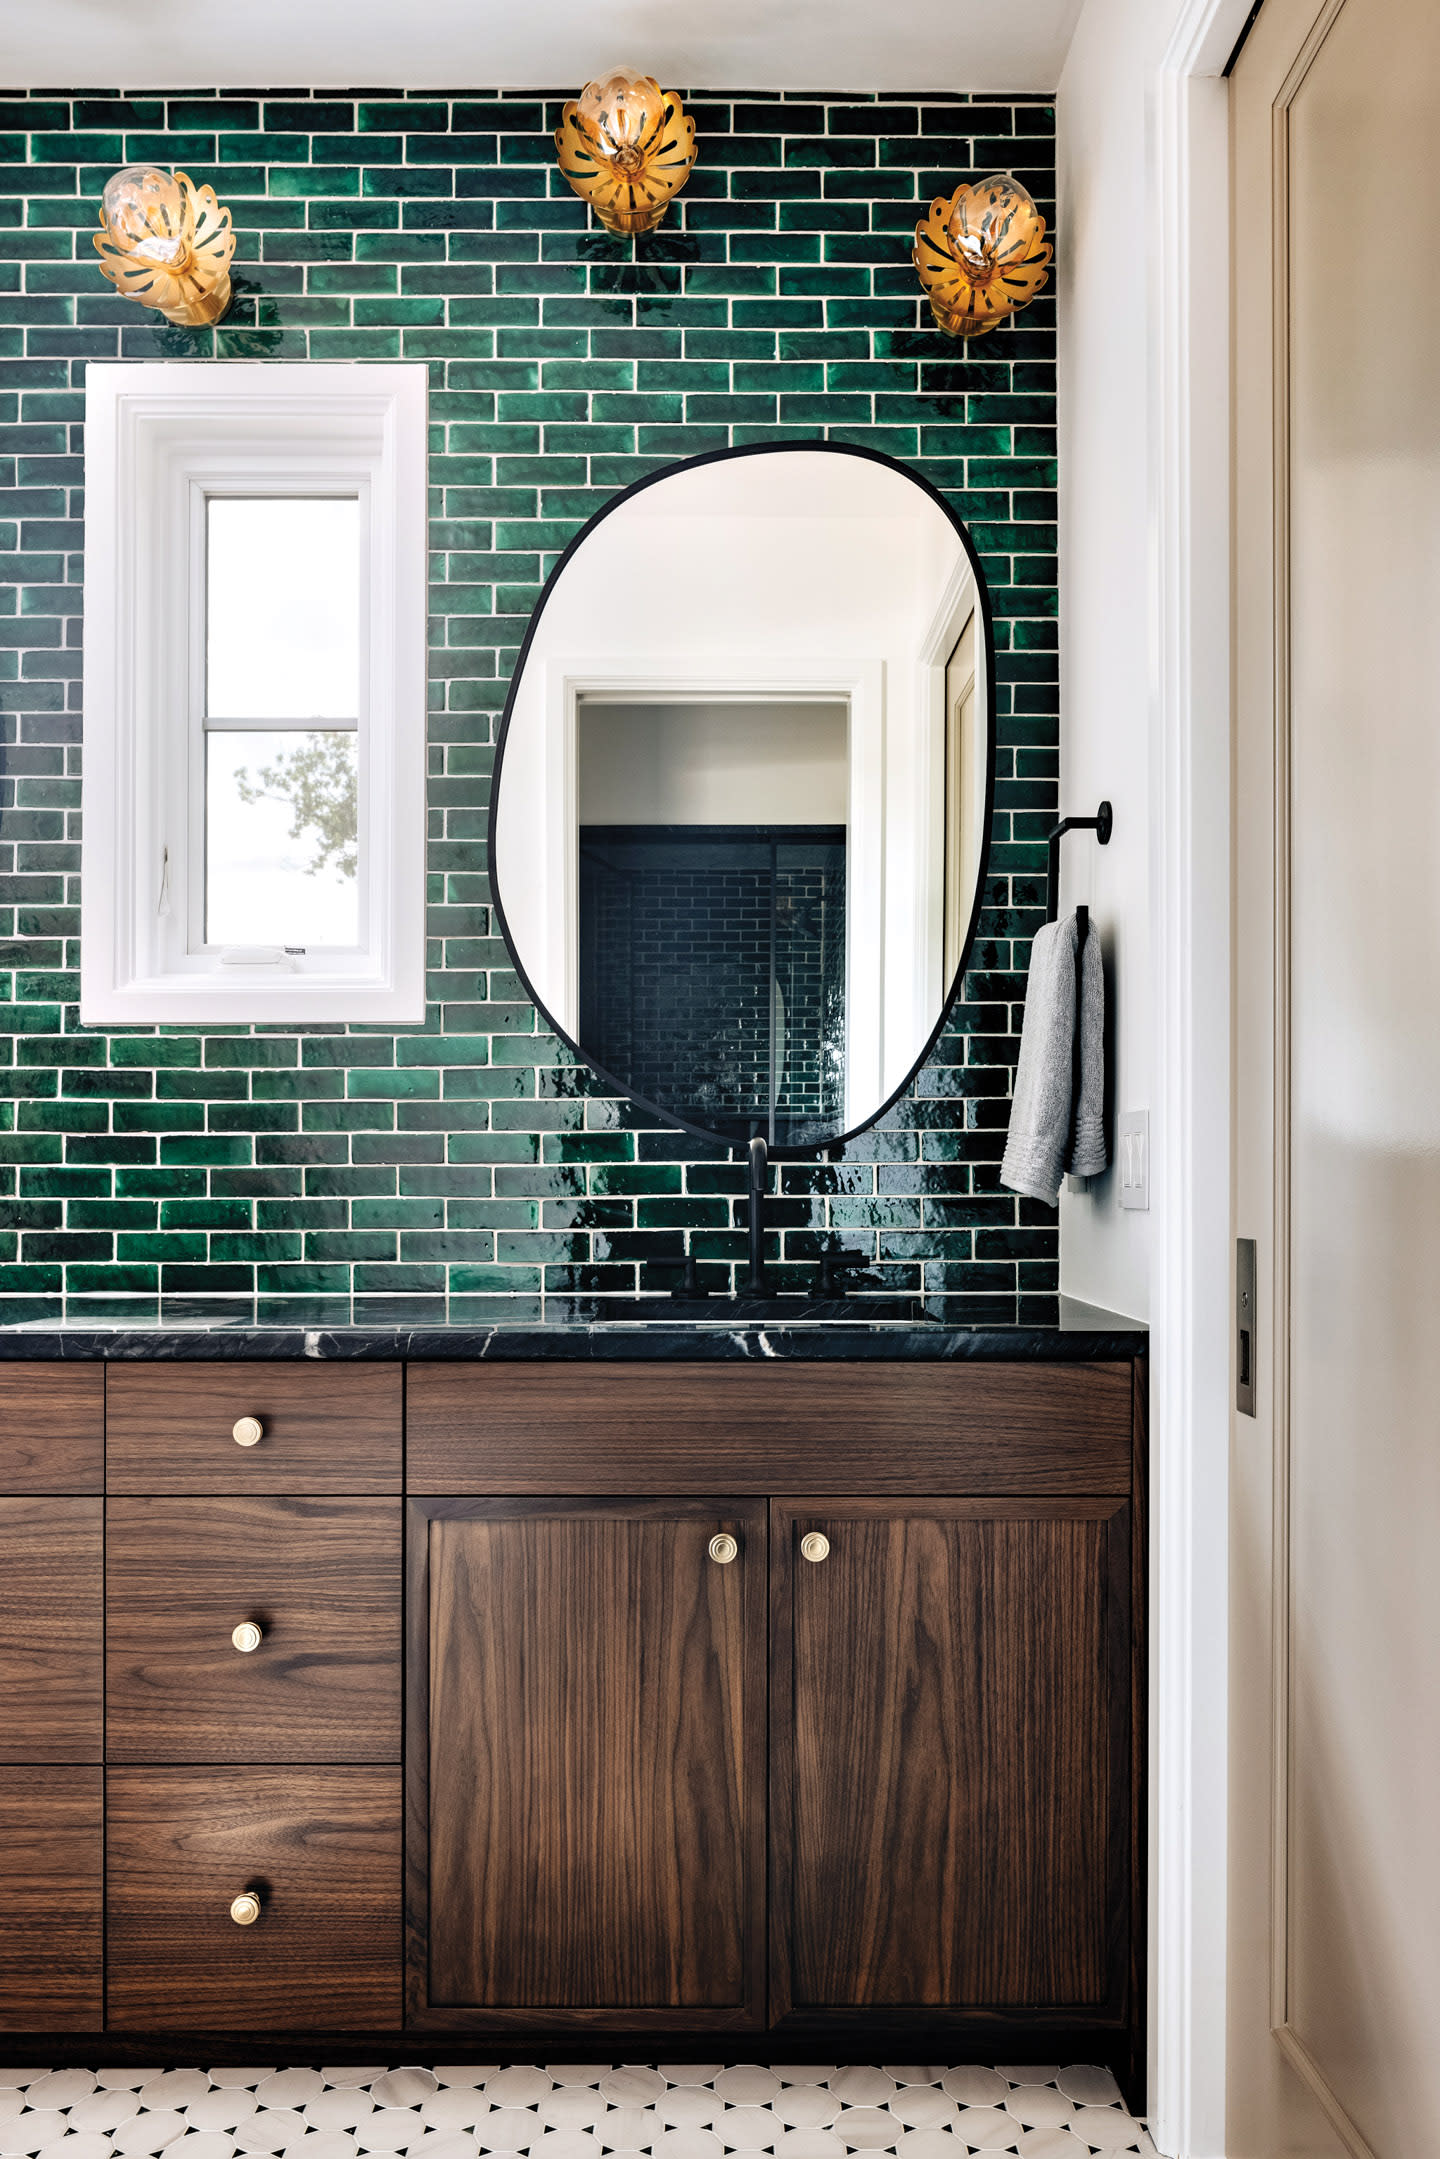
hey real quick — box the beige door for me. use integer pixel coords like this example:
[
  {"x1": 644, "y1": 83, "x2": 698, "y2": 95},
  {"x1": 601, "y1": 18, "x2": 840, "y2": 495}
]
[{"x1": 1231, "y1": 0, "x2": 1440, "y2": 2152}]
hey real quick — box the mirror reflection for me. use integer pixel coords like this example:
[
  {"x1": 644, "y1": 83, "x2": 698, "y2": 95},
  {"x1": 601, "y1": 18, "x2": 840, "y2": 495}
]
[{"x1": 493, "y1": 446, "x2": 991, "y2": 1149}]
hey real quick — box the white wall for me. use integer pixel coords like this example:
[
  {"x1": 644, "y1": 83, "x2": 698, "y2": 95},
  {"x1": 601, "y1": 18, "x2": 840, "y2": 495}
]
[
  {"x1": 578, "y1": 701, "x2": 849, "y2": 827},
  {"x1": 1055, "y1": 0, "x2": 1170, "y2": 1320},
  {"x1": 1057, "y1": 9, "x2": 1253, "y2": 2156}
]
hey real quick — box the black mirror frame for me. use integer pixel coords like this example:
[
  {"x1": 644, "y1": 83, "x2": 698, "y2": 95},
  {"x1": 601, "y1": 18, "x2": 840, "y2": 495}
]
[{"x1": 486, "y1": 438, "x2": 998, "y2": 1160}]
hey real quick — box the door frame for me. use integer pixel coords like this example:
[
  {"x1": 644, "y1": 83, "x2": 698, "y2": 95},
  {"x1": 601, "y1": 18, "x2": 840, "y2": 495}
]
[{"x1": 1145, "y1": 2, "x2": 1259, "y2": 2153}]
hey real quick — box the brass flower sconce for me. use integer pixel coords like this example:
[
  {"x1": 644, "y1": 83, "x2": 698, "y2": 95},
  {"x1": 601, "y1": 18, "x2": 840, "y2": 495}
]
[
  {"x1": 94, "y1": 165, "x2": 235, "y2": 328},
  {"x1": 913, "y1": 173, "x2": 1052, "y2": 338},
  {"x1": 555, "y1": 68, "x2": 697, "y2": 236}
]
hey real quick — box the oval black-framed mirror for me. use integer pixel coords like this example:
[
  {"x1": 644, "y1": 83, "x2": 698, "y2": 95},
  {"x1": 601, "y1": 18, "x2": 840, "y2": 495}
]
[{"x1": 489, "y1": 440, "x2": 996, "y2": 1157}]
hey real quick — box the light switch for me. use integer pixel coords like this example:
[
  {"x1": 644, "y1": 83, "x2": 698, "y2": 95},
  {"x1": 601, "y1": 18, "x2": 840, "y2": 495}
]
[{"x1": 1118, "y1": 1110, "x2": 1149, "y2": 1210}]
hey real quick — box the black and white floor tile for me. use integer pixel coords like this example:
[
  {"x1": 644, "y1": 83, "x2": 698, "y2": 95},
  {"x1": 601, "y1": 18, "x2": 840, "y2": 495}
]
[{"x1": 0, "y1": 2067, "x2": 1156, "y2": 2159}]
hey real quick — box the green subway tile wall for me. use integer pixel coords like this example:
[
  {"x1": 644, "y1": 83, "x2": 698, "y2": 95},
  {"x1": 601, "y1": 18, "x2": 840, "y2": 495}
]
[{"x1": 0, "y1": 88, "x2": 1058, "y2": 1325}]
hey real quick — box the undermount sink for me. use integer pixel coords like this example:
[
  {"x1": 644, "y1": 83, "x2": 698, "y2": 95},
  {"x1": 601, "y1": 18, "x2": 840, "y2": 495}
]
[{"x1": 598, "y1": 1295, "x2": 929, "y2": 1324}]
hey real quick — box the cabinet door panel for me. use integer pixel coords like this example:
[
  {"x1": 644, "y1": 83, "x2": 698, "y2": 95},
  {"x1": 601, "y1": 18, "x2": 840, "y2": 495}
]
[
  {"x1": 106, "y1": 1497, "x2": 401, "y2": 1762},
  {"x1": 410, "y1": 1498, "x2": 765, "y2": 2025},
  {"x1": 0, "y1": 1497, "x2": 102, "y2": 1762},
  {"x1": 771, "y1": 1497, "x2": 1130, "y2": 2018},
  {"x1": 0, "y1": 1766, "x2": 102, "y2": 2029},
  {"x1": 107, "y1": 1766, "x2": 401, "y2": 2030}
]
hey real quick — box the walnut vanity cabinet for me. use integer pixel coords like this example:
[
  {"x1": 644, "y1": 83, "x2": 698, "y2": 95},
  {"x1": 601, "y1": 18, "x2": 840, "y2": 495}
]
[{"x1": 0, "y1": 1347, "x2": 1142, "y2": 2085}]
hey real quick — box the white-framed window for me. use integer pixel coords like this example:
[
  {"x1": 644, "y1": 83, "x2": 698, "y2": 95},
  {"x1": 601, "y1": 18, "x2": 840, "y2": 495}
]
[{"x1": 81, "y1": 361, "x2": 427, "y2": 1024}]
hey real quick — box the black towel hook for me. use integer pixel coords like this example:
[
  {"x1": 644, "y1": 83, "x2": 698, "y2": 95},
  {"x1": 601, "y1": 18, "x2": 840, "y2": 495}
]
[{"x1": 1046, "y1": 800, "x2": 1113, "y2": 926}]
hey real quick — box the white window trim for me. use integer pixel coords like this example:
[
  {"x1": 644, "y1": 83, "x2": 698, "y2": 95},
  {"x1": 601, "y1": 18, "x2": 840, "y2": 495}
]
[{"x1": 82, "y1": 361, "x2": 427, "y2": 1025}]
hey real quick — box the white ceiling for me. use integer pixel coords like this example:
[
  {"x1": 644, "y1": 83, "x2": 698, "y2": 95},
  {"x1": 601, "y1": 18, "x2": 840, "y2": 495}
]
[{"x1": 0, "y1": 0, "x2": 1080, "y2": 95}]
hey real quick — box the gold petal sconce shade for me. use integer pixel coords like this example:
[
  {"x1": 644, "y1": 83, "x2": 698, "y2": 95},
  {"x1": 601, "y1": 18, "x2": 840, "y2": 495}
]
[
  {"x1": 555, "y1": 68, "x2": 697, "y2": 236},
  {"x1": 913, "y1": 174, "x2": 1052, "y2": 338},
  {"x1": 94, "y1": 165, "x2": 235, "y2": 328}
]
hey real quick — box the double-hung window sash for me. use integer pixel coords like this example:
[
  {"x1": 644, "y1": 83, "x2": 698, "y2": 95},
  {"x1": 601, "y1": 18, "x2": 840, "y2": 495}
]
[{"x1": 197, "y1": 493, "x2": 362, "y2": 961}]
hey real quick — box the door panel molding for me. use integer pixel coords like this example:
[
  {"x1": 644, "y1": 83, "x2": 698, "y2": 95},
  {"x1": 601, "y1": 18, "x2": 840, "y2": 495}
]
[{"x1": 1264, "y1": 0, "x2": 1351, "y2": 2051}]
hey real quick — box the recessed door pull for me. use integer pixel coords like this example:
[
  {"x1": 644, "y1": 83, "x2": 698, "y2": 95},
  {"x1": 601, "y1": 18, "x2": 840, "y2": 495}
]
[{"x1": 1237, "y1": 1237, "x2": 1257, "y2": 1417}]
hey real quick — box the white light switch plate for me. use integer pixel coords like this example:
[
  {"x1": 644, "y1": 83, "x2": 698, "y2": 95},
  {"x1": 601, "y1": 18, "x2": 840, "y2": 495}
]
[{"x1": 1118, "y1": 1110, "x2": 1150, "y2": 1210}]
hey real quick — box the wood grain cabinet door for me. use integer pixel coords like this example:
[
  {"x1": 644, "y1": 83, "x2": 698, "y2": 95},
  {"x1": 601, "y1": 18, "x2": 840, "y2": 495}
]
[
  {"x1": 408, "y1": 1498, "x2": 766, "y2": 2030},
  {"x1": 107, "y1": 1766, "x2": 401, "y2": 2030},
  {"x1": 770, "y1": 1497, "x2": 1132, "y2": 2023},
  {"x1": 0, "y1": 1497, "x2": 102, "y2": 1762},
  {"x1": 0, "y1": 1766, "x2": 102, "y2": 2029},
  {"x1": 106, "y1": 1498, "x2": 401, "y2": 1762}
]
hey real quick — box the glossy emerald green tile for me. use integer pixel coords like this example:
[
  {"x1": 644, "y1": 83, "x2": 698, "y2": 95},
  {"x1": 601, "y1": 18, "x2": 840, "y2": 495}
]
[{"x1": 0, "y1": 87, "x2": 1055, "y2": 1307}]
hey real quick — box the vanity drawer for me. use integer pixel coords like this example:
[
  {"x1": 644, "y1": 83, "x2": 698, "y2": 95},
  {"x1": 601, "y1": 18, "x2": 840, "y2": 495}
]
[
  {"x1": 0, "y1": 1365, "x2": 103, "y2": 1493},
  {"x1": 0, "y1": 1766, "x2": 103, "y2": 2030},
  {"x1": 106, "y1": 1497, "x2": 401, "y2": 1762},
  {"x1": 0, "y1": 1497, "x2": 102, "y2": 1762},
  {"x1": 106, "y1": 1362, "x2": 403, "y2": 1494},
  {"x1": 406, "y1": 1360, "x2": 1135, "y2": 1495},
  {"x1": 106, "y1": 1765, "x2": 402, "y2": 2031}
]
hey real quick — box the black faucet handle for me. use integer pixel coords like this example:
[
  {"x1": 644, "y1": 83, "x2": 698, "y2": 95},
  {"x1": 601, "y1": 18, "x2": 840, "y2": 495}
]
[
  {"x1": 817, "y1": 1248, "x2": 869, "y2": 1297},
  {"x1": 673, "y1": 1251, "x2": 711, "y2": 1300}
]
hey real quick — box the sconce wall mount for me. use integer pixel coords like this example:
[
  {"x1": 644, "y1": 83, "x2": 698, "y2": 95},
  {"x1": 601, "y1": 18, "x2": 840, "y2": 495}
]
[
  {"x1": 556, "y1": 68, "x2": 697, "y2": 236},
  {"x1": 94, "y1": 166, "x2": 235, "y2": 329},
  {"x1": 914, "y1": 174, "x2": 1052, "y2": 339}
]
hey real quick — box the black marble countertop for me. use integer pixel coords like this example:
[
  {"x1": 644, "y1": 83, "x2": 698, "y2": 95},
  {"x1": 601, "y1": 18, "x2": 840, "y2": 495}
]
[{"x1": 0, "y1": 1295, "x2": 1145, "y2": 1361}]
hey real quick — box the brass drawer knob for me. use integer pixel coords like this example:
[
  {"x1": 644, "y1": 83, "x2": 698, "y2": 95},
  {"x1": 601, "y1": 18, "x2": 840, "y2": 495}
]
[
  {"x1": 229, "y1": 1891, "x2": 262, "y2": 1926},
  {"x1": 231, "y1": 1621, "x2": 264, "y2": 1654},
  {"x1": 708, "y1": 1533, "x2": 738, "y2": 1565},
  {"x1": 232, "y1": 1416, "x2": 264, "y2": 1448},
  {"x1": 801, "y1": 1531, "x2": 830, "y2": 1563}
]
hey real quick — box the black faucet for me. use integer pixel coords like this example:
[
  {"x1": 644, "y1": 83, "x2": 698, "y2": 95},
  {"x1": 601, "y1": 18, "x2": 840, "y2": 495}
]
[
  {"x1": 816, "y1": 1246, "x2": 868, "y2": 1299},
  {"x1": 745, "y1": 1134, "x2": 768, "y2": 1296}
]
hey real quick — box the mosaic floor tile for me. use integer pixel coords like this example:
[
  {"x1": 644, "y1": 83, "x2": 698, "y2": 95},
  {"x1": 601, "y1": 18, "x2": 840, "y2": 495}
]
[{"x1": 0, "y1": 2066, "x2": 1153, "y2": 2158}]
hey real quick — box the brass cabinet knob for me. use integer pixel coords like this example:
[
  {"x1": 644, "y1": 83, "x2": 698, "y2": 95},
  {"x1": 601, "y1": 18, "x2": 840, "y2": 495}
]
[
  {"x1": 229, "y1": 1891, "x2": 262, "y2": 1926},
  {"x1": 231, "y1": 1621, "x2": 264, "y2": 1654},
  {"x1": 708, "y1": 1533, "x2": 738, "y2": 1565},
  {"x1": 801, "y1": 1531, "x2": 831, "y2": 1563},
  {"x1": 232, "y1": 1416, "x2": 264, "y2": 1448}
]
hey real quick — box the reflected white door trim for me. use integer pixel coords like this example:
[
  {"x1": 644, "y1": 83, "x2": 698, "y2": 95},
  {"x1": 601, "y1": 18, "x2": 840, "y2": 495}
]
[
  {"x1": 540, "y1": 656, "x2": 886, "y2": 1130},
  {"x1": 910, "y1": 554, "x2": 979, "y2": 1090}
]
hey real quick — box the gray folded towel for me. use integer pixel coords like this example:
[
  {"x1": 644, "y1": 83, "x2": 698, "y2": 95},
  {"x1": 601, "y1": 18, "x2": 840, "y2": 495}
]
[{"x1": 1000, "y1": 912, "x2": 1107, "y2": 1207}]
